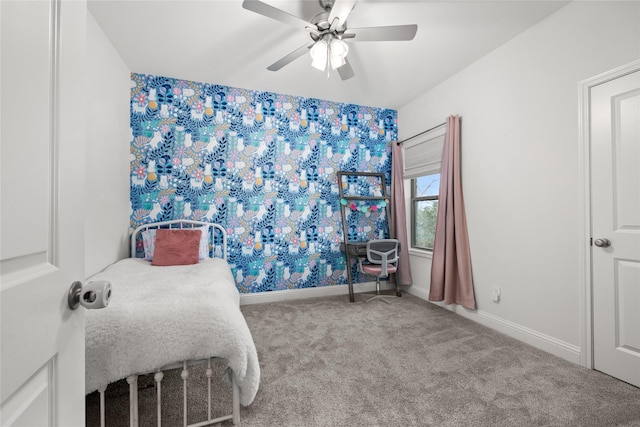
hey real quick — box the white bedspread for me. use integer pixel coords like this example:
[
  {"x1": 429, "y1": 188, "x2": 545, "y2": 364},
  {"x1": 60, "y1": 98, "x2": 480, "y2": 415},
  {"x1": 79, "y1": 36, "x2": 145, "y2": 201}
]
[{"x1": 85, "y1": 258, "x2": 260, "y2": 406}]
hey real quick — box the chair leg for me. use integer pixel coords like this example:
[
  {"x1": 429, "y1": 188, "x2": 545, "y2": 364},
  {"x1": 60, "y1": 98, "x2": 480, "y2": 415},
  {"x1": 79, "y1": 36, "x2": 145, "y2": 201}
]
[{"x1": 366, "y1": 278, "x2": 397, "y2": 304}]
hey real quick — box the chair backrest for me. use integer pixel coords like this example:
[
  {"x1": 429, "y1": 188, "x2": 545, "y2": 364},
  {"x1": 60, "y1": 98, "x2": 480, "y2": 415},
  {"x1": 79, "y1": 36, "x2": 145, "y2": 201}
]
[{"x1": 366, "y1": 239, "x2": 399, "y2": 278}]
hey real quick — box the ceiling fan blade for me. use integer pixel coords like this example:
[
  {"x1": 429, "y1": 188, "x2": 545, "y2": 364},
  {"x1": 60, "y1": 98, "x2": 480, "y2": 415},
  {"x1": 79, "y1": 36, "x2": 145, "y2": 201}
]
[
  {"x1": 242, "y1": 0, "x2": 318, "y2": 33},
  {"x1": 337, "y1": 58, "x2": 355, "y2": 81},
  {"x1": 347, "y1": 24, "x2": 418, "y2": 42},
  {"x1": 267, "y1": 42, "x2": 315, "y2": 71},
  {"x1": 328, "y1": 0, "x2": 357, "y2": 31}
]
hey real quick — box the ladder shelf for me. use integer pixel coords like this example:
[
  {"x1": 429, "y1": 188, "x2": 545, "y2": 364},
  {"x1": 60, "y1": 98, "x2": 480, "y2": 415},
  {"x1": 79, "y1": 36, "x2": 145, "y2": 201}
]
[{"x1": 337, "y1": 171, "x2": 395, "y2": 302}]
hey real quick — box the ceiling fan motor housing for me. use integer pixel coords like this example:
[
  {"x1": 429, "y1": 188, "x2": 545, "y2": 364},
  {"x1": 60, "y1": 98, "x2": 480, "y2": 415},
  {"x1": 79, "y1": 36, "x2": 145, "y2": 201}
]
[{"x1": 310, "y1": 11, "x2": 348, "y2": 41}]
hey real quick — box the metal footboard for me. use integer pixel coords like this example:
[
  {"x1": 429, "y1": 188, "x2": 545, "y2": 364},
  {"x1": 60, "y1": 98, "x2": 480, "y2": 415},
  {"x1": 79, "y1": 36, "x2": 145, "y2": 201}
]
[{"x1": 97, "y1": 358, "x2": 240, "y2": 427}]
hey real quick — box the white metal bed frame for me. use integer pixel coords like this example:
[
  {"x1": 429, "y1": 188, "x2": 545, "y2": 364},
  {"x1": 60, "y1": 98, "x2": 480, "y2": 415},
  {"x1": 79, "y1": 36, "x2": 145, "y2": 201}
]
[
  {"x1": 130, "y1": 219, "x2": 228, "y2": 261},
  {"x1": 96, "y1": 220, "x2": 239, "y2": 427}
]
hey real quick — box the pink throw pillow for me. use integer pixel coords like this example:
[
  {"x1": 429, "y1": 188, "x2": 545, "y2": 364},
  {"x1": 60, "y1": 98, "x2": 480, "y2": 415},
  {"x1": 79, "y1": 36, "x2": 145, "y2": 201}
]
[{"x1": 151, "y1": 229, "x2": 201, "y2": 266}]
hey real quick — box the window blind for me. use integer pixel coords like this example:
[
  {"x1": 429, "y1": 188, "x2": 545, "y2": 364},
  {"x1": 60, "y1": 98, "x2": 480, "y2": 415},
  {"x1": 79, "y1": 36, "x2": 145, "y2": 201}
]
[{"x1": 402, "y1": 124, "x2": 446, "y2": 179}]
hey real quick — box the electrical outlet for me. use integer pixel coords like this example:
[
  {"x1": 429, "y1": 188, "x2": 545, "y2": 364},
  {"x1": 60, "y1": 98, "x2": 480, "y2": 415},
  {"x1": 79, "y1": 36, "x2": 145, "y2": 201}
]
[{"x1": 491, "y1": 286, "x2": 501, "y2": 302}]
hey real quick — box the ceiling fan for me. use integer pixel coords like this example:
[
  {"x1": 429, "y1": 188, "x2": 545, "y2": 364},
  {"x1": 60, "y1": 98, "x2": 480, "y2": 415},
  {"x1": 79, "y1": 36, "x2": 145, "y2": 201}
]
[{"x1": 242, "y1": 0, "x2": 418, "y2": 80}]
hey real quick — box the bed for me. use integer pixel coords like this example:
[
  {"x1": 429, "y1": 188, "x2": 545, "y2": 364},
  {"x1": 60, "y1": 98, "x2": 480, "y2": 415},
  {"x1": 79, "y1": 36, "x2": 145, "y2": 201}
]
[{"x1": 85, "y1": 220, "x2": 260, "y2": 427}]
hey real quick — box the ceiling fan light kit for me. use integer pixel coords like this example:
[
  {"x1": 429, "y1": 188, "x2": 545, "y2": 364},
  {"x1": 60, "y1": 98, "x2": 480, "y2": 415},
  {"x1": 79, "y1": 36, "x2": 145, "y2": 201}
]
[
  {"x1": 310, "y1": 36, "x2": 349, "y2": 74},
  {"x1": 242, "y1": 0, "x2": 417, "y2": 81},
  {"x1": 310, "y1": 40, "x2": 328, "y2": 70},
  {"x1": 329, "y1": 38, "x2": 349, "y2": 69}
]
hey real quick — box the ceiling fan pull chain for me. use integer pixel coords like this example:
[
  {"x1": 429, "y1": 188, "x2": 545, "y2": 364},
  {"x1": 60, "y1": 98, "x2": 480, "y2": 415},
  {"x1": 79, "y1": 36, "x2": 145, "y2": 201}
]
[{"x1": 326, "y1": 42, "x2": 331, "y2": 79}]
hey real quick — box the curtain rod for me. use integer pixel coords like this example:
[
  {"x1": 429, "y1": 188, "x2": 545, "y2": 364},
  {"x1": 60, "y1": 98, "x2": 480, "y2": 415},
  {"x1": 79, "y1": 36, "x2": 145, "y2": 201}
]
[{"x1": 395, "y1": 122, "x2": 446, "y2": 145}]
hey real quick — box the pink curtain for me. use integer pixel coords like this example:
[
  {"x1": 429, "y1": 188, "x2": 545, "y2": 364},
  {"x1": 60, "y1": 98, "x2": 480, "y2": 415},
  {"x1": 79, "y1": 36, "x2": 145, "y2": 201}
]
[
  {"x1": 391, "y1": 142, "x2": 413, "y2": 285},
  {"x1": 429, "y1": 115, "x2": 476, "y2": 309}
]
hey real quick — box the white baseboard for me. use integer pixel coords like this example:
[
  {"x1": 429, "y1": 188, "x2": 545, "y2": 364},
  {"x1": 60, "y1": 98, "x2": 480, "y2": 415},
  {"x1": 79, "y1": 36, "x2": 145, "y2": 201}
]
[
  {"x1": 405, "y1": 285, "x2": 430, "y2": 302},
  {"x1": 239, "y1": 281, "x2": 395, "y2": 305},
  {"x1": 405, "y1": 288, "x2": 581, "y2": 364}
]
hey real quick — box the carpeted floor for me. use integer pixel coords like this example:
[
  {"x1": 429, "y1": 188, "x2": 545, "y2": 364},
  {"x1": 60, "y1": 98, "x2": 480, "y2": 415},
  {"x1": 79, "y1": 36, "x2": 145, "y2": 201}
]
[{"x1": 86, "y1": 292, "x2": 640, "y2": 426}]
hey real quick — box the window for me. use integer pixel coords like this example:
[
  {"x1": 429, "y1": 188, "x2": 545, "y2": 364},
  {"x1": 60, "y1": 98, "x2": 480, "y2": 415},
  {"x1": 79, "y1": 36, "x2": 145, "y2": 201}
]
[
  {"x1": 402, "y1": 123, "x2": 446, "y2": 252},
  {"x1": 411, "y1": 173, "x2": 439, "y2": 250}
]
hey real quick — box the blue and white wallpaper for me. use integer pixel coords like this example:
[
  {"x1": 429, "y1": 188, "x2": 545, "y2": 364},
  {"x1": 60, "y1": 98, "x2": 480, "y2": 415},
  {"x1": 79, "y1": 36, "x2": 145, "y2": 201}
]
[{"x1": 130, "y1": 73, "x2": 396, "y2": 293}]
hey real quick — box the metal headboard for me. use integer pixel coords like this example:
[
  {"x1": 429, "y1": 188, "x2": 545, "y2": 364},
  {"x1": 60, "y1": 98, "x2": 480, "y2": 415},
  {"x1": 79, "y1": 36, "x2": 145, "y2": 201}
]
[{"x1": 130, "y1": 220, "x2": 228, "y2": 260}]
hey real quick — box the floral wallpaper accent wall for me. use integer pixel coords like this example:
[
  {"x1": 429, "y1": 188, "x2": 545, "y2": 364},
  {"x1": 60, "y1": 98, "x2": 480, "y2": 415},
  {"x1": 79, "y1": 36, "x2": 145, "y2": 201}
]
[{"x1": 130, "y1": 73, "x2": 396, "y2": 293}]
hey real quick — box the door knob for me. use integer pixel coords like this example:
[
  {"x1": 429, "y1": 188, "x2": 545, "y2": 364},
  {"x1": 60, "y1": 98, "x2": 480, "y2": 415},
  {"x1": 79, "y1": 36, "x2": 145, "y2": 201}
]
[
  {"x1": 68, "y1": 280, "x2": 112, "y2": 310},
  {"x1": 593, "y1": 238, "x2": 611, "y2": 248}
]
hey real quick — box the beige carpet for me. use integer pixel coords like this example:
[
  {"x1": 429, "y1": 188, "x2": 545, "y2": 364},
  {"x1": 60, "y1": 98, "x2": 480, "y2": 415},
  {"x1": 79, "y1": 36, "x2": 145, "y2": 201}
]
[{"x1": 86, "y1": 292, "x2": 640, "y2": 426}]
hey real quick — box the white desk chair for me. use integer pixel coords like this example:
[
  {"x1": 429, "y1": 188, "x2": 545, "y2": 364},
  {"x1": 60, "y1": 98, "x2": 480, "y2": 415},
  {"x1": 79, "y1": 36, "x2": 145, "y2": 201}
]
[{"x1": 357, "y1": 239, "x2": 399, "y2": 303}]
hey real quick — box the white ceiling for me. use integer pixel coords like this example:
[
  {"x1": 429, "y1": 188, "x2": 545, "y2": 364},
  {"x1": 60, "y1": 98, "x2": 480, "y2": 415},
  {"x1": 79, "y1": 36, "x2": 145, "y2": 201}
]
[{"x1": 88, "y1": 0, "x2": 569, "y2": 109}]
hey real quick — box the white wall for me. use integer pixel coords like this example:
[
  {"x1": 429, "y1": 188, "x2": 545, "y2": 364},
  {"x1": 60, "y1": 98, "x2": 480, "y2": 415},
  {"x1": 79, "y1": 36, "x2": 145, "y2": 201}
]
[
  {"x1": 85, "y1": 12, "x2": 131, "y2": 277},
  {"x1": 398, "y1": 1, "x2": 640, "y2": 363}
]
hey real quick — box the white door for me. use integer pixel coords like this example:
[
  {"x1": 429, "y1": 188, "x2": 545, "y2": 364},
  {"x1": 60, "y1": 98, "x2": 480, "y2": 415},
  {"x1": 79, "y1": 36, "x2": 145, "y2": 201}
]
[
  {"x1": 591, "y1": 68, "x2": 640, "y2": 388},
  {"x1": 1, "y1": 0, "x2": 87, "y2": 425}
]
